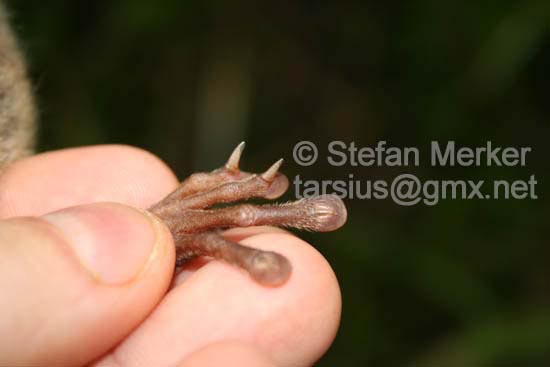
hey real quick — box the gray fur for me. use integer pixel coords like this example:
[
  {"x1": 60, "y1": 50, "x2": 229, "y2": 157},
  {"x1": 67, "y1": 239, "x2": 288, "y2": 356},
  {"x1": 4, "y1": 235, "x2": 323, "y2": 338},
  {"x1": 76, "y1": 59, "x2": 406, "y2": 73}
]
[{"x1": 0, "y1": 3, "x2": 35, "y2": 169}]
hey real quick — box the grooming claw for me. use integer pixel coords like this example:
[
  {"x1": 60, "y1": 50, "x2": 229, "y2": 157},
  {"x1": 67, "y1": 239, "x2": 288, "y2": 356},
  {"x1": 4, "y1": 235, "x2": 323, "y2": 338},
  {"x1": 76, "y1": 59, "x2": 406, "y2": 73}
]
[
  {"x1": 261, "y1": 158, "x2": 284, "y2": 182},
  {"x1": 225, "y1": 141, "x2": 246, "y2": 172}
]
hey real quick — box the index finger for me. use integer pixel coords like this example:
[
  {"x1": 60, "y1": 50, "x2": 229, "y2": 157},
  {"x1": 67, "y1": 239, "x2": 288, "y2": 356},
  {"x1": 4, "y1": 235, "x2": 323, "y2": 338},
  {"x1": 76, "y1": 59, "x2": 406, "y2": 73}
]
[{"x1": 0, "y1": 145, "x2": 179, "y2": 218}]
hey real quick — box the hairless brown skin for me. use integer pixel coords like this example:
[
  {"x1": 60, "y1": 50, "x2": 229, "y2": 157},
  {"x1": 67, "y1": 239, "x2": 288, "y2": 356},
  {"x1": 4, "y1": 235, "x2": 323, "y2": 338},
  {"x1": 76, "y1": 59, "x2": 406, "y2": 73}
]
[{"x1": 150, "y1": 141, "x2": 347, "y2": 286}]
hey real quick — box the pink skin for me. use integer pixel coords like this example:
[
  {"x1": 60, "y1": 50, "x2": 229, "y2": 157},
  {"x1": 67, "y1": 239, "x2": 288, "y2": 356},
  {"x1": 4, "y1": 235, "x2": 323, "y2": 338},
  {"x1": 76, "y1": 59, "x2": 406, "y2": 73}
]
[{"x1": 0, "y1": 145, "x2": 341, "y2": 366}]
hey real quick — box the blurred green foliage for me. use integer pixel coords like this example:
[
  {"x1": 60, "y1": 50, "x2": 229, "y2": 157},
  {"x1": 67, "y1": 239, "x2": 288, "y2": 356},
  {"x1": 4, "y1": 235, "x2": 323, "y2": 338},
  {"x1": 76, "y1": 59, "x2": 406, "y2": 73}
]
[{"x1": 6, "y1": 0, "x2": 550, "y2": 365}]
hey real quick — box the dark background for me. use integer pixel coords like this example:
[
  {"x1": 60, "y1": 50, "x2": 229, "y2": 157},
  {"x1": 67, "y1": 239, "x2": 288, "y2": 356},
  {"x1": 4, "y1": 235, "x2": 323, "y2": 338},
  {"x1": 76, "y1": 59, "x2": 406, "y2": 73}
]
[{"x1": 6, "y1": 0, "x2": 550, "y2": 365}]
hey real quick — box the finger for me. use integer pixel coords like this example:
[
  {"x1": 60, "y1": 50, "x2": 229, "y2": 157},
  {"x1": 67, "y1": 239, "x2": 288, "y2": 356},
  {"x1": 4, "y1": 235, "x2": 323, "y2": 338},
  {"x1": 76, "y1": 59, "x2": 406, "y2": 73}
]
[
  {"x1": 178, "y1": 341, "x2": 275, "y2": 367},
  {"x1": 0, "y1": 144, "x2": 179, "y2": 218},
  {"x1": 0, "y1": 202, "x2": 175, "y2": 366},
  {"x1": 96, "y1": 231, "x2": 341, "y2": 367}
]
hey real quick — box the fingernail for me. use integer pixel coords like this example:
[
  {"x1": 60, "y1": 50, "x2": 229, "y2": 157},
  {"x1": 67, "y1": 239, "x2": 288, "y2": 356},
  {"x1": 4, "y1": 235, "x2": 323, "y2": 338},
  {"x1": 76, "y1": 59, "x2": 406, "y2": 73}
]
[{"x1": 43, "y1": 203, "x2": 160, "y2": 284}]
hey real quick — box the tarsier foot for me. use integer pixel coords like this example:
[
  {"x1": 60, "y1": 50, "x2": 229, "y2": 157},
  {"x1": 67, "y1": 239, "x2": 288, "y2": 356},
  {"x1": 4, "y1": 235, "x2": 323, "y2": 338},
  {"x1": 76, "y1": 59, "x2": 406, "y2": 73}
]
[{"x1": 149, "y1": 142, "x2": 347, "y2": 287}]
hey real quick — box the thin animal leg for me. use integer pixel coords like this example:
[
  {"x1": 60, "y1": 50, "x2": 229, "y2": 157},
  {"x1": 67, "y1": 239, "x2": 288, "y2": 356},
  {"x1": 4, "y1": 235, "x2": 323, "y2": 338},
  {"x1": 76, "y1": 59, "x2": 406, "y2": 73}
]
[
  {"x1": 155, "y1": 142, "x2": 248, "y2": 205},
  {"x1": 175, "y1": 231, "x2": 292, "y2": 286},
  {"x1": 150, "y1": 141, "x2": 288, "y2": 211},
  {"x1": 151, "y1": 159, "x2": 288, "y2": 221},
  {"x1": 166, "y1": 195, "x2": 347, "y2": 234}
]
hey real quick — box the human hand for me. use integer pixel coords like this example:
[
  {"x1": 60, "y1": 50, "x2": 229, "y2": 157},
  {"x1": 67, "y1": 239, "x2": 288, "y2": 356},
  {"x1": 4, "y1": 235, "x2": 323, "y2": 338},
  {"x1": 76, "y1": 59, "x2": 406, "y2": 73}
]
[{"x1": 0, "y1": 145, "x2": 341, "y2": 366}]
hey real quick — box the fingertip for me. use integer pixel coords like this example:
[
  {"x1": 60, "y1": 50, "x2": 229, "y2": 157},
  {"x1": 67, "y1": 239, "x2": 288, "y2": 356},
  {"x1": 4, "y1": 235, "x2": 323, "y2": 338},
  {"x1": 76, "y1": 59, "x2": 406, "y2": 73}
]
[
  {"x1": 43, "y1": 202, "x2": 173, "y2": 285},
  {"x1": 239, "y1": 232, "x2": 342, "y2": 365}
]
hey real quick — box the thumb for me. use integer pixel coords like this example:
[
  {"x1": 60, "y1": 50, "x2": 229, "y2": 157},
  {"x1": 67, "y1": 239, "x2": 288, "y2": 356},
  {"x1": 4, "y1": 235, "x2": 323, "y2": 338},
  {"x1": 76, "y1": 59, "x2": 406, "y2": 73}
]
[{"x1": 0, "y1": 202, "x2": 175, "y2": 366}]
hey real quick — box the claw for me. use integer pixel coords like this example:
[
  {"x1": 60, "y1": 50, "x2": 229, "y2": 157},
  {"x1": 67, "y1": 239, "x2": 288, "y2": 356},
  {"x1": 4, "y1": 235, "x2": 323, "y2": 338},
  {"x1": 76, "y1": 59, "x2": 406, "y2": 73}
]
[
  {"x1": 225, "y1": 141, "x2": 246, "y2": 172},
  {"x1": 261, "y1": 158, "x2": 284, "y2": 182}
]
